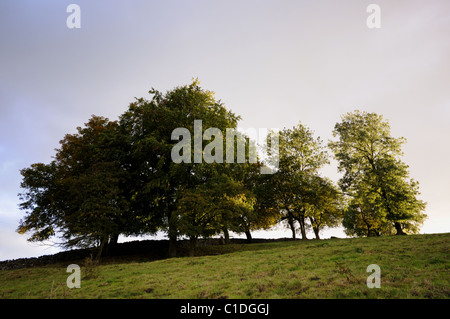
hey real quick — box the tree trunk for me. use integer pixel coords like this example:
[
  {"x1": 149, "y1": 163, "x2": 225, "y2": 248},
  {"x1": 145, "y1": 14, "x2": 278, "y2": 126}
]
[
  {"x1": 313, "y1": 227, "x2": 320, "y2": 239},
  {"x1": 245, "y1": 230, "x2": 252, "y2": 243},
  {"x1": 394, "y1": 222, "x2": 406, "y2": 235},
  {"x1": 379, "y1": 186, "x2": 405, "y2": 236},
  {"x1": 109, "y1": 234, "x2": 119, "y2": 245},
  {"x1": 168, "y1": 235, "x2": 177, "y2": 258},
  {"x1": 222, "y1": 227, "x2": 230, "y2": 245},
  {"x1": 96, "y1": 236, "x2": 108, "y2": 260},
  {"x1": 104, "y1": 233, "x2": 119, "y2": 256},
  {"x1": 366, "y1": 223, "x2": 372, "y2": 237},
  {"x1": 287, "y1": 214, "x2": 296, "y2": 239},
  {"x1": 309, "y1": 217, "x2": 320, "y2": 239},
  {"x1": 298, "y1": 215, "x2": 307, "y2": 240}
]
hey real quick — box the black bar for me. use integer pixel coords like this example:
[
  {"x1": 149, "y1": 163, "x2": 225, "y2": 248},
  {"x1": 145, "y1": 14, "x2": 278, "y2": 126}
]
[{"x1": 0, "y1": 299, "x2": 446, "y2": 318}]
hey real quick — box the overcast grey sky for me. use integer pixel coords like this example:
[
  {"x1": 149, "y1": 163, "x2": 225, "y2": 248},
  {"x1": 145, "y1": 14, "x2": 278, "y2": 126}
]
[{"x1": 1, "y1": 0, "x2": 449, "y2": 260}]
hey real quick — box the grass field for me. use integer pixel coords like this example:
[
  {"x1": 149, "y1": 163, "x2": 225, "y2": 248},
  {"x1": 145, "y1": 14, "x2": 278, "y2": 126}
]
[{"x1": 0, "y1": 233, "x2": 449, "y2": 299}]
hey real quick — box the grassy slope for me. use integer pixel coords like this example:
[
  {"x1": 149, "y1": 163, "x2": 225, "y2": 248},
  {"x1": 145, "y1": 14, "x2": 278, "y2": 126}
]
[{"x1": 0, "y1": 233, "x2": 449, "y2": 299}]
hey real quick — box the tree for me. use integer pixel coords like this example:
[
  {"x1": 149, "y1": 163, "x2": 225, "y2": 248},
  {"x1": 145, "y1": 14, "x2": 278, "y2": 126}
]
[
  {"x1": 18, "y1": 116, "x2": 134, "y2": 257},
  {"x1": 225, "y1": 161, "x2": 279, "y2": 243},
  {"x1": 119, "y1": 79, "x2": 241, "y2": 257},
  {"x1": 342, "y1": 182, "x2": 391, "y2": 237},
  {"x1": 265, "y1": 123, "x2": 330, "y2": 239},
  {"x1": 329, "y1": 110, "x2": 427, "y2": 236},
  {"x1": 171, "y1": 119, "x2": 278, "y2": 250},
  {"x1": 304, "y1": 176, "x2": 343, "y2": 239},
  {"x1": 174, "y1": 180, "x2": 222, "y2": 256},
  {"x1": 18, "y1": 162, "x2": 61, "y2": 243}
]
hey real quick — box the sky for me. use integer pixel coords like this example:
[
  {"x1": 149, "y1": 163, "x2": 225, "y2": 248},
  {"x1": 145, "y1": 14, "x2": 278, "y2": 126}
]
[{"x1": 0, "y1": 0, "x2": 449, "y2": 261}]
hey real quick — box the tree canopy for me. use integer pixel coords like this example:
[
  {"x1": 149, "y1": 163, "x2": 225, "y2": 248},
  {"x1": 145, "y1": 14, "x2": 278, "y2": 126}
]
[
  {"x1": 18, "y1": 116, "x2": 132, "y2": 257},
  {"x1": 17, "y1": 83, "x2": 428, "y2": 258},
  {"x1": 261, "y1": 123, "x2": 342, "y2": 239},
  {"x1": 329, "y1": 111, "x2": 427, "y2": 236}
]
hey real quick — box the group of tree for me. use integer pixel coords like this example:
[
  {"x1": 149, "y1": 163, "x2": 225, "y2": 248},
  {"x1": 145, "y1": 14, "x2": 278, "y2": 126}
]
[{"x1": 17, "y1": 80, "x2": 427, "y2": 258}]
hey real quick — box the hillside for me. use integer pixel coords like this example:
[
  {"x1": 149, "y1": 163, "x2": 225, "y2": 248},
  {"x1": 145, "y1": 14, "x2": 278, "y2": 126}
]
[{"x1": 0, "y1": 233, "x2": 448, "y2": 299}]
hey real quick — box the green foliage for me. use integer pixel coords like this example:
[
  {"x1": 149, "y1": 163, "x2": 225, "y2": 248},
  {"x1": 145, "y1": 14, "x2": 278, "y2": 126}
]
[
  {"x1": 18, "y1": 80, "x2": 279, "y2": 256},
  {"x1": 330, "y1": 111, "x2": 427, "y2": 236},
  {"x1": 18, "y1": 116, "x2": 132, "y2": 253},
  {"x1": 119, "y1": 80, "x2": 261, "y2": 254},
  {"x1": 17, "y1": 84, "x2": 428, "y2": 258},
  {"x1": 17, "y1": 162, "x2": 59, "y2": 241},
  {"x1": 305, "y1": 175, "x2": 344, "y2": 238},
  {"x1": 263, "y1": 123, "x2": 342, "y2": 239}
]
